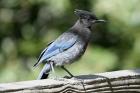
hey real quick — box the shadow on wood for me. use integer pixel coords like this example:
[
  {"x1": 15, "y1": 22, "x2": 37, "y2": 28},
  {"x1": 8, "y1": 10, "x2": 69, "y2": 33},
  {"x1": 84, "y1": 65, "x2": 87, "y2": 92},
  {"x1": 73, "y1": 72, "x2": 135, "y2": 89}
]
[{"x1": 0, "y1": 69, "x2": 140, "y2": 93}]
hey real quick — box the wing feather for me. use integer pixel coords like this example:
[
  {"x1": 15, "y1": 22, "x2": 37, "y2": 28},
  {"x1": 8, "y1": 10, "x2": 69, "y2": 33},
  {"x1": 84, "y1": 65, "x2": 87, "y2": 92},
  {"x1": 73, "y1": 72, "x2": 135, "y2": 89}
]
[{"x1": 34, "y1": 35, "x2": 77, "y2": 67}]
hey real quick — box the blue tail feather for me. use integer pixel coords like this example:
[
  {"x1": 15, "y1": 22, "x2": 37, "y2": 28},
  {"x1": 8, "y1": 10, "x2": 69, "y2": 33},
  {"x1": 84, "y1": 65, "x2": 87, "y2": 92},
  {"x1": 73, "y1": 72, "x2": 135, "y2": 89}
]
[{"x1": 37, "y1": 63, "x2": 51, "y2": 79}]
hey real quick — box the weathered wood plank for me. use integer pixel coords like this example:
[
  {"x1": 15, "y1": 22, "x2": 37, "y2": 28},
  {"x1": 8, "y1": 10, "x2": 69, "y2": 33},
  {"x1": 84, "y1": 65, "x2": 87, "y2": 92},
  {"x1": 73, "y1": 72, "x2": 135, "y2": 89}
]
[{"x1": 0, "y1": 69, "x2": 140, "y2": 93}]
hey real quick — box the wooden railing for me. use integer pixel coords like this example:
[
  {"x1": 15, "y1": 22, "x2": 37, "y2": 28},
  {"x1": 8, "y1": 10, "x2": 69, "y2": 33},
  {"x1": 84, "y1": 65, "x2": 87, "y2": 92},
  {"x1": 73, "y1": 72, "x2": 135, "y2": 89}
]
[{"x1": 0, "y1": 69, "x2": 140, "y2": 93}]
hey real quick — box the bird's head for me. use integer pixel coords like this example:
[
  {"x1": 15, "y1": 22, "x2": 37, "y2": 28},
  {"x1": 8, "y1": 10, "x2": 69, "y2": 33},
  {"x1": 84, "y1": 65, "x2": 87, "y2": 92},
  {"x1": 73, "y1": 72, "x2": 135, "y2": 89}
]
[{"x1": 74, "y1": 9, "x2": 105, "y2": 28}]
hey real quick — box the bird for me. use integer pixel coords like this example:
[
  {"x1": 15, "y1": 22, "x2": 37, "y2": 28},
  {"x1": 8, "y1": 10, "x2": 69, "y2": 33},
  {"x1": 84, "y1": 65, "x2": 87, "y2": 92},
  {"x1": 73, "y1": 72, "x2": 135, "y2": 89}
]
[{"x1": 34, "y1": 9, "x2": 105, "y2": 79}]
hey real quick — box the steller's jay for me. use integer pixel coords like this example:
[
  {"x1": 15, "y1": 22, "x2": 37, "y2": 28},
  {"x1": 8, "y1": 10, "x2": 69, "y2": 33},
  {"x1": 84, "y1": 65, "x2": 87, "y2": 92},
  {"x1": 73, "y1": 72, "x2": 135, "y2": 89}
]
[{"x1": 34, "y1": 9, "x2": 105, "y2": 79}]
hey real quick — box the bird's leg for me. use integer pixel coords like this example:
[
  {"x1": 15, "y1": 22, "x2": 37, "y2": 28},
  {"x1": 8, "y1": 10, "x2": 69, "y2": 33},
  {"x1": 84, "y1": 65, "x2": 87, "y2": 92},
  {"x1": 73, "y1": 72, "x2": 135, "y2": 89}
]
[
  {"x1": 61, "y1": 66, "x2": 74, "y2": 78},
  {"x1": 50, "y1": 62, "x2": 55, "y2": 73},
  {"x1": 50, "y1": 61, "x2": 57, "y2": 78}
]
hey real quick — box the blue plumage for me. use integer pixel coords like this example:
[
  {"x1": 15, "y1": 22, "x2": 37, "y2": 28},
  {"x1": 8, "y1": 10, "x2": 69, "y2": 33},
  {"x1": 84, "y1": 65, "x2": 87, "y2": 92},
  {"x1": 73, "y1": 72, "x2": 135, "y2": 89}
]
[
  {"x1": 34, "y1": 35, "x2": 77, "y2": 67},
  {"x1": 34, "y1": 9, "x2": 105, "y2": 79},
  {"x1": 37, "y1": 63, "x2": 51, "y2": 79}
]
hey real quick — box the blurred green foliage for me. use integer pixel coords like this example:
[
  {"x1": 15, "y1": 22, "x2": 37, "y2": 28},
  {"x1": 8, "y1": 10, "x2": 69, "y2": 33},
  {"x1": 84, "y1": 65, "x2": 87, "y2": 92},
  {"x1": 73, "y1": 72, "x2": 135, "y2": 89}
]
[{"x1": 0, "y1": 0, "x2": 140, "y2": 83}]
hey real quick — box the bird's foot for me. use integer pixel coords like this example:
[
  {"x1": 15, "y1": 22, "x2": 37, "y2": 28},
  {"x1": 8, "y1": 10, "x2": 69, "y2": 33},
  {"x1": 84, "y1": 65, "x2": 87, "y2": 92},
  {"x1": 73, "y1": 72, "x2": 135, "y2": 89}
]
[
  {"x1": 63, "y1": 75, "x2": 75, "y2": 79},
  {"x1": 63, "y1": 75, "x2": 71, "y2": 79}
]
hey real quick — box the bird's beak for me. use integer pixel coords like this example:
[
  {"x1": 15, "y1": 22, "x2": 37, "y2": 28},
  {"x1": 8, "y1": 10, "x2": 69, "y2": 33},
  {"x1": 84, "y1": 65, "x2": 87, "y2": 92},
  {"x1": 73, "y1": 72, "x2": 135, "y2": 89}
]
[{"x1": 92, "y1": 19, "x2": 106, "y2": 23}]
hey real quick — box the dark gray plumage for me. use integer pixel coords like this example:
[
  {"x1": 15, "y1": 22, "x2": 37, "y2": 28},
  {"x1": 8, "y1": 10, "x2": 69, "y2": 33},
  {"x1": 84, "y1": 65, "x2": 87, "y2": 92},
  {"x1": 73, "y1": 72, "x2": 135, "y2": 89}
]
[{"x1": 34, "y1": 9, "x2": 105, "y2": 79}]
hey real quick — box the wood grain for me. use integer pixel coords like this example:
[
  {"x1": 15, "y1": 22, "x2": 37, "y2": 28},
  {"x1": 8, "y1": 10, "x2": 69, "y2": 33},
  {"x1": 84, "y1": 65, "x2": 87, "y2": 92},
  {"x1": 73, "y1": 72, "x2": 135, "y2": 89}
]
[{"x1": 0, "y1": 69, "x2": 140, "y2": 93}]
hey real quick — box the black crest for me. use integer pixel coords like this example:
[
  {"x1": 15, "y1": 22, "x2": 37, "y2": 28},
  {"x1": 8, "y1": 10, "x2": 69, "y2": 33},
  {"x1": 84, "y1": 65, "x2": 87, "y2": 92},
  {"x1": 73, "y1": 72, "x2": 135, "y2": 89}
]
[{"x1": 74, "y1": 9, "x2": 98, "y2": 20}]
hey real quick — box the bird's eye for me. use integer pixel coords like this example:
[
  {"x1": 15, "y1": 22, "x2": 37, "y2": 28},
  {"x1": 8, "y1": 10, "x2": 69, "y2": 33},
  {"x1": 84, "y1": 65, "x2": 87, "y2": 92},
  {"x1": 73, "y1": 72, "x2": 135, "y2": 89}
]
[{"x1": 87, "y1": 18, "x2": 91, "y2": 21}]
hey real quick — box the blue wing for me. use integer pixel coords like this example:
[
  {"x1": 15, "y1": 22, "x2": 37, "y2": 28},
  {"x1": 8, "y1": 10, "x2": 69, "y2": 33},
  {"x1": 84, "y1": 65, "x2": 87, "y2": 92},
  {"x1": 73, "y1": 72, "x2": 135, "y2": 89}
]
[
  {"x1": 37, "y1": 41, "x2": 53, "y2": 63},
  {"x1": 34, "y1": 36, "x2": 77, "y2": 67}
]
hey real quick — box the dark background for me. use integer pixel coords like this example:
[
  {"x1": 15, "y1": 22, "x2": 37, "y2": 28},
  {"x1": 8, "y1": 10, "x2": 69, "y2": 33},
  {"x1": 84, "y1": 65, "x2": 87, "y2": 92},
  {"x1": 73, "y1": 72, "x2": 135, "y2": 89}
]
[{"x1": 0, "y1": 0, "x2": 140, "y2": 82}]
